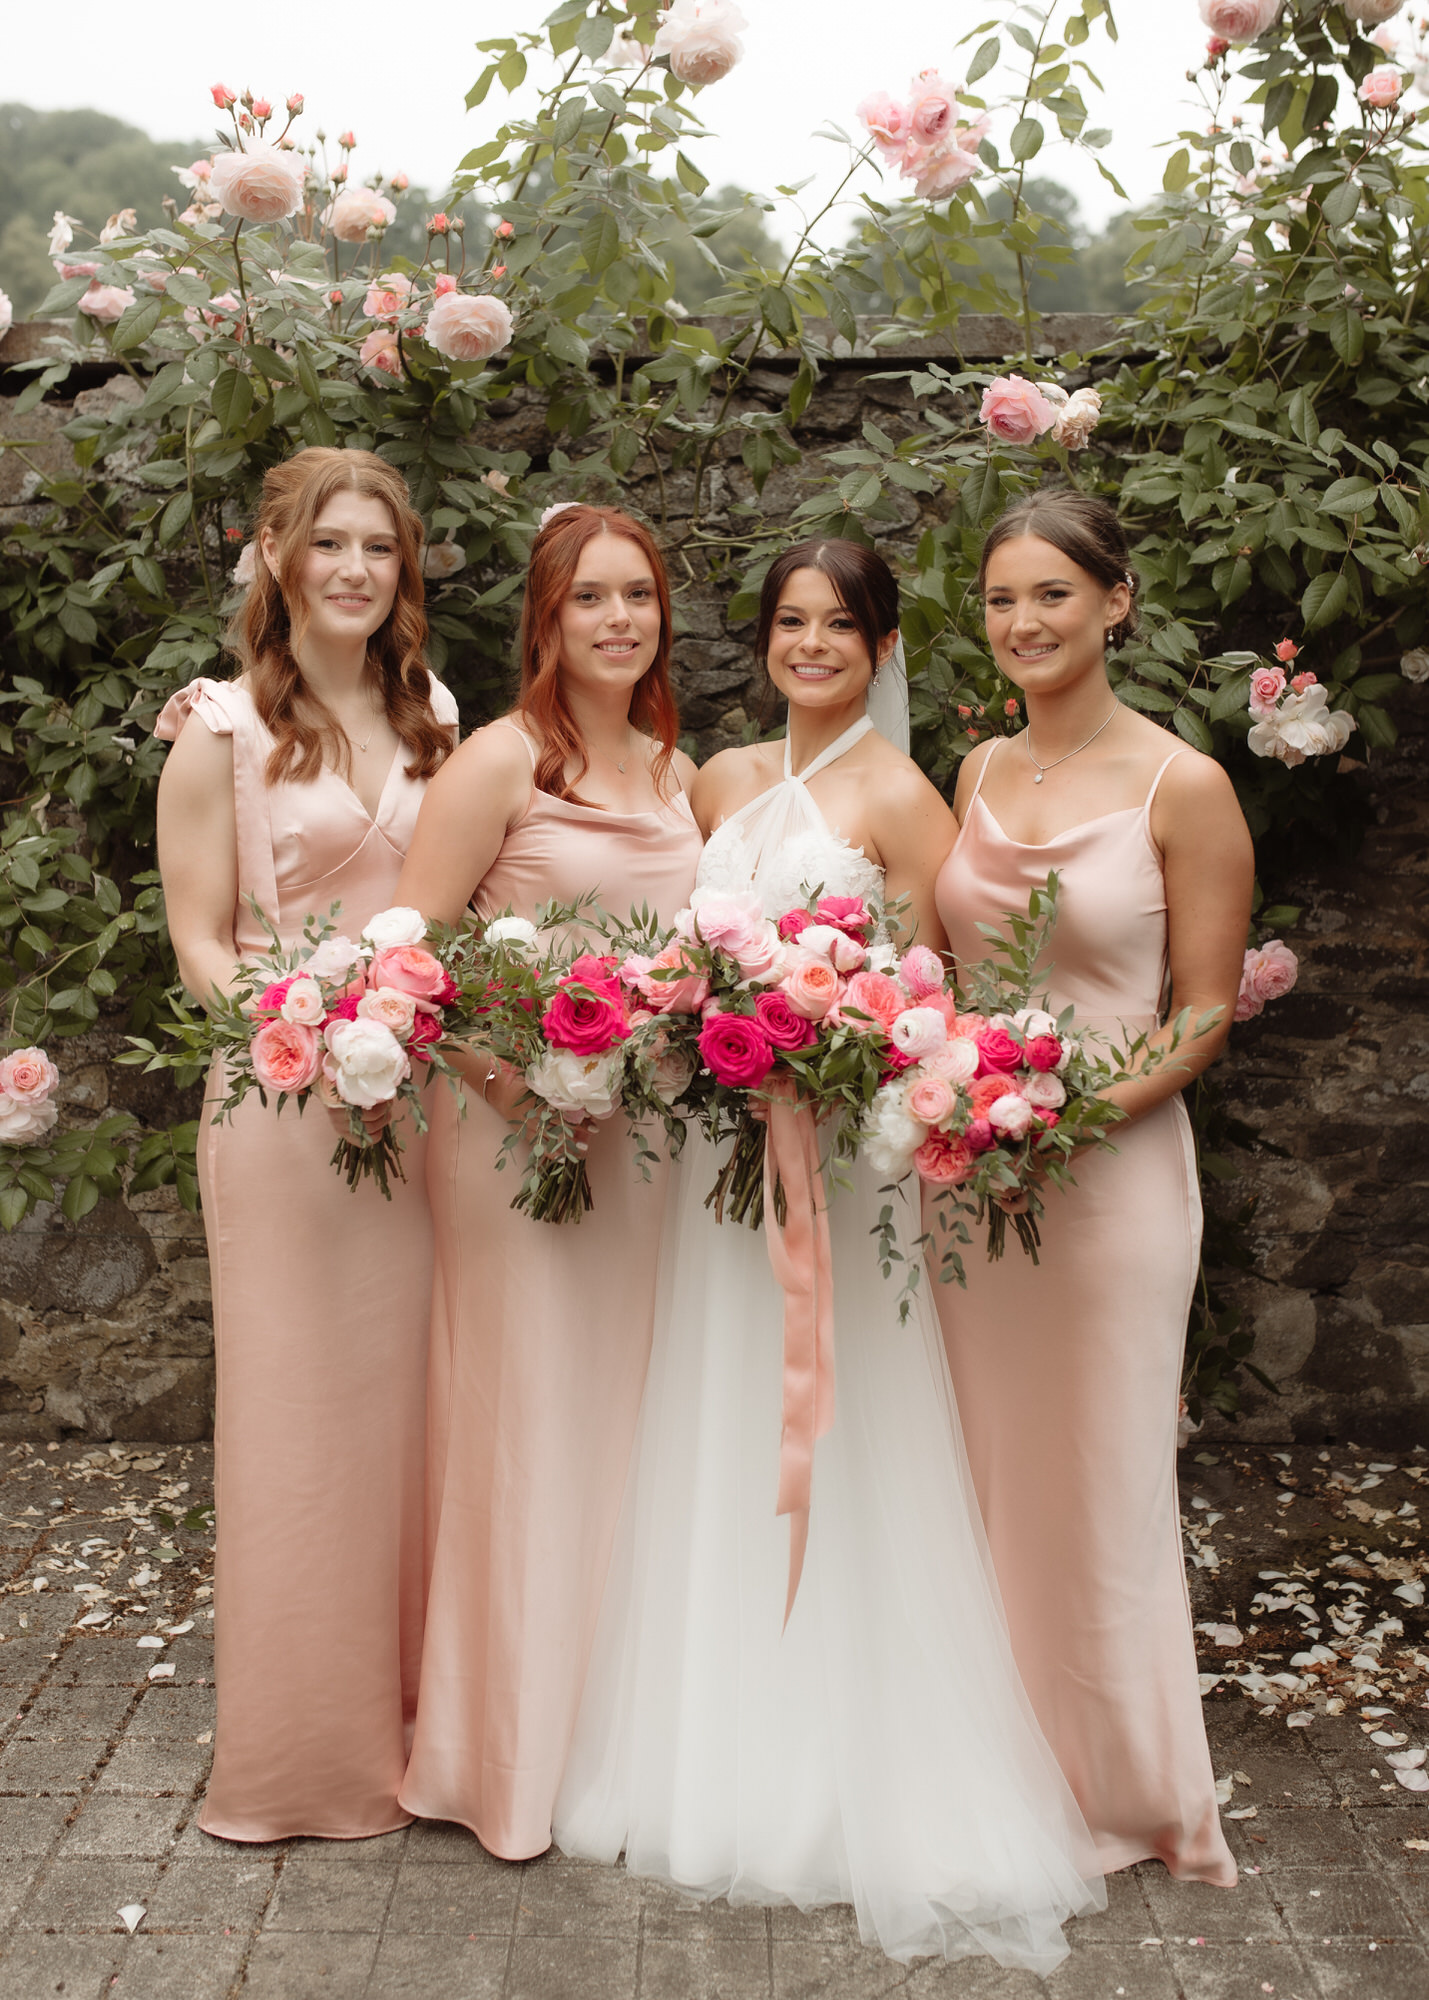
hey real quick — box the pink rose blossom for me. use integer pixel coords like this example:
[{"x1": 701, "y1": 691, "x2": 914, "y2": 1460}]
[
  {"x1": 323, "y1": 994, "x2": 362, "y2": 1027},
  {"x1": 856, "y1": 91, "x2": 910, "y2": 166},
  {"x1": 424, "y1": 292, "x2": 513, "y2": 362},
  {"x1": 1359, "y1": 66, "x2": 1404, "y2": 107},
  {"x1": 358, "y1": 986, "x2": 418, "y2": 1040},
  {"x1": 924, "y1": 1037, "x2": 979, "y2": 1085},
  {"x1": 1235, "y1": 939, "x2": 1298, "y2": 1021},
  {"x1": 797, "y1": 923, "x2": 866, "y2": 973},
  {"x1": 654, "y1": 0, "x2": 748, "y2": 86},
  {"x1": 58, "y1": 262, "x2": 100, "y2": 280},
  {"x1": 255, "y1": 976, "x2": 296, "y2": 1013},
  {"x1": 1023, "y1": 1069, "x2": 1067, "y2": 1110},
  {"x1": 968, "y1": 1072, "x2": 1015, "y2": 1121},
  {"x1": 364, "y1": 273, "x2": 413, "y2": 320},
  {"x1": 1248, "y1": 665, "x2": 1287, "y2": 718},
  {"x1": 1023, "y1": 1033, "x2": 1064, "y2": 1073},
  {"x1": 841, "y1": 970, "x2": 906, "y2": 1032},
  {"x1": 988, "y1": 1092, "x2": 1034, "y2": 1140},
  {"x1": 251, "y1": 1017, "x2": 323, "y2": 1093},
  {"x1": 731, "y1": 920, "x2": 782, "y2": 981},
  {"x1": 368, "y1": 945, "x2": 457, "y2": 1008},
  {"x1": 964, "y1": 1117, "x2": 996, "y2": 1154},
  {"x1": 208, "y1": 144, "x2": 307, "y2": 223},
  {"x1": 1345, "y1": 1, "x2": 1405, "y2": 24},
  {"x1": 914, "y1": 1129, "x2": 976, "y2": 1186},
  {"x1": 638, "y1": 941, "x2": 711, "y2": 1015},
  {"x1": 543, "y1": 973, "x2": 629, "y2": 1055},
  {"x1": 211, "y1": 83, "x2": 237, "y2": 109},
  {"x1": 1274, "y1": 639, "x2": 1299, "y2": 662},
  {"x1": 0, "y1": 1048, "x2": 59, "y2": 1104},
  {"x1": 979, "y1": 374, "x2": 1060, "y2": 446},
  {"x1": 781, "y1": 954, "x2": 842, "y2": 1021},
  {"x1": 324, "y1": 188, "x2": 397, "y2": 241},
  {"x1": 691, "y1": 890, "x2": 766, "y2": 958},
  {"x1": 698, "y1": 1012, "x2": 774, "y2": 1087},
  {"x1": 78, "y1": 284, "x2": 136, "y2": 324},
  {"x1": 279, "y1": 976, "x2": 325, "y2": 1026},
  {"x1": 975, "y1": 1025, "x2": 1023, "y2": 1075},
  {"x1": 304, "y1": 935, "x2": 363, "y2": 981},
  {"x1": 754, "y1": 990, "x2": 818, "y2": 1051},
  {"x1": 1051, "y1": 386, "x2": 1102, "y2": 451},
  {"x1": 432, "y1": 272, "x2": 459, "y2": 298},
  {"x1": 907, "y1": 122, "x2": 988, "y2": 200},
  {"x1": 232, "y1": 541, "x2": 258, "y2": 587},
  {"x1": 906, "y1": 71, "x2": 961, "y2": 148},
  {"x1": 890, "y1": 1006, "x2": 949, "y2": 1060},
  {"x1": 777, "y1": 908, "x2": 813, "y2": 942},
  {"x1": 813, "y1": 894, "x2": 873, "y2": 938},
  {"x1": 1290, "y1": 671, "x2": 1317, "y2": 692},
  {"x1": 407, "y1": 1011, "x2": 441, "y2": 1062},
  {"x1": 907, "y1": 1074, "x2": 956, "y2": 1125},
  {"x1": 898, "y1": 944, "x2": 944, "y2": 998},
  {"x1": 1197, "y1": 0, "x2": 1280, "y2": 42}
]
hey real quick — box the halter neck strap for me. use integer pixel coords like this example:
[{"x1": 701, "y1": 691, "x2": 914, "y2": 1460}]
[{"x1": 782, "y1": 713, "x2": 876, "y2": 785}]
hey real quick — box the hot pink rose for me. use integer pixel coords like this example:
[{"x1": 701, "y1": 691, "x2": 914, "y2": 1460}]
[
  {"x1": 0, "y1": 1047, "x2": 59, "y2": 1103},
  {"x1": 1248, "y1": 665, "x2": 1286, "y2": 718},
  {"x1": 754, "y1": 990, "x2": 818, "y2": 1051},
  {"x1": 1024, "y1": 1034, "x2": 1064, "y2": 1072},
  {"x1": 255, "y1": 975, "x2": 296, "y2": 1013},
  {"x1": 979, "y1": 374, "x2": 1059, "y2": 446},
  {"x1": 841, "y1": 970, "x2": 906, "y2": 1032},
  {"x1": 898, "y1": 945, "x2": 944, "y2": 999},
  {"x1": 424, "y1": 292, "x2": 513, "y2": 362},
  {"x1": 543, "y1": 971, "x2": 630, "y2": 1054},
  {"x1": 698, "y1": 1013, "x2": 774, "y2": 1088},
  {"x1": 781, "y1": 955, "x2": 842, "y2": 1021},
  {"x1": 1198, "y1": 0, "x2": 1280, "y2": 42},
  {"x1": 1035, "y1": 1110, "x2": 1061, "y2": 1132},
  {"x1": 907, "y1": 1075, "x2": 956, "y2": 1126},
  {"x1": 777, "y1": 908, "x2": 813, "y2": 942},
  {"x1": 406, "y1": 1010, "x2": 442, "y2": 1062},
  {"x1": 813, "y1": 894, "x2": 873, "y2": 939},
  {"x1": 323, "y1": 994, "x2": 362, "y2": 1027},
  {"x1": 975, "y1": 1025, "x2": 1023, "y2": 1075},
  {"x1": 368, "y1": 945, "x2": 456, "y2": 1008},
  {"x1": 208, "y1": 144, "x2": 307, "y2": 223},
  {"x1": 964, "y1": 1117, "x2": 996, "y2": 1154},
  {"x1": 638, "y1": 941, "x2": 711, "y2": 1015},
  {"x1": 914, "y1": 1129, "x2": 976, "y2": 1186},
  {"x1": 251, "y1": 1017, "x2": 323, "y2": 1093},
  {"x1": 568, "y1": 952, "x2": 622, "y2": 989}
]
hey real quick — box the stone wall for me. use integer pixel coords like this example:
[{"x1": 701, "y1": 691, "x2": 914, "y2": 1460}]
[{"x1": 1, "y1": 317, "x2": 1425, "y2": 1446}]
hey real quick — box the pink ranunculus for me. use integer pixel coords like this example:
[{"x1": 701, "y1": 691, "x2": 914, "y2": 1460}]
[
  {"x1": 406, "y1": 1010, "x2": 442, "y2": 1063},
  {"x1": 357, "y1": 986, "x2": 418, "y2": 1040},
  {"x1": 208, "y1": 144, "x2": 307, "y2": 223},
  {"x1": 898, "y1": 945, "x2": 945, "y2": 998},
  {"x1": 653, "y1": 0, "x2": 747, "y2": 85},
  {"x1": 0, "y1": 1048, "x2": 59, "y2": 1104},
  {"x1": 857, "y1": 91, "x2": 911, "y2": 166},
  {"x1": 368, "y1": 945, "x2": 457, "y2": 1007},
  {"x1": 1359, "y1": 65, "x2": 1404, "y2": 107},
  {"x1": 1024, "y1": 1033, "x2": 1064, "y2": 1073},
  {"x1": 279, "y1": 976, "x2": 325, "y2": 1026},
  {"x1": 813, "y1": 894, "x2": 873, "y2": 939},
  {"x1": 638, "y1": 941, "x2": 711, "y2": 1015},
  {"x1": 890, "y1": 1006, "x2": 949, "y2": 1060},
  {"x1": 914, "y1": 1128, "x2": 976, "y2": 1186},
  {"x1": 907, "y1": 1074, "x2": 956, "y2": 1126},
  {"x1": 1248, "y1": 665, "x2": 1287, "y2": 718},
  {"x1": 777, "y1": 907, "x2": 813, "y2": 942},
  {"x1": 424, "y1": 292, "x2": 513, "y2": 362},
  {"x1": 781, "y1": 954, "x2": 842, "y2": 1021},
  {"x1": 324, "y1": 187, "x2": 397, "y2": 241},
  {"x1": 251, "y1": 1017, "x2": 323, "y2": 1093},
  {"x1": 754, "y1": 990, "x2": 818, "y2": 1051},
  {"x1": 841, "y1": 969, "x2": 906, "y2": 1032},
  {"x1": 1197, "y1": 0, "x2": 1281, "y2": 42},
  {"x1": 979, "y1": 374, "x2": 1059, "y2": 447},
  {"x1": 698, "y1": 1011, "x2": 774, "y2": 1088},
  {"x1": 975, "y1": 1025, "x2": 1023, "y2": 1075},
  {"x1": 543, "y1": 977, "x2": 630, "y2": 1056},
  {"x1": 78, "y1": 284, "x2": 135, "y2": 324},
  {"x1": 988, "y1": 1092, "x2": 1034, "y2": 1140},
  {"x1": 964, "y1": 1117, "x2": 996, "y2": 1154}
]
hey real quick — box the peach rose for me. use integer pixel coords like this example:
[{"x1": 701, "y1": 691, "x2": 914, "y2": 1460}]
[
  {"x1": 781, "y1": 953, "x2": 841, "y2": 1021},
  {"x1": 639, "y1": 941, "x2": 711, "y2": 1014},
  {"x1": 653, "y1": 0, "x2": 747, "y2": 85},
  {"x1": 251, "y1": 1018, "x2": 323, "y2": 1093},
  {"x1": 364, "y1": 273, "x2": 413, "y2": 320},
  {"x1": 1358, "y1": 65, "x2": 1403, "y2": 108},
  {"x1": 906, "y1": 1074, "x2": 955, "y2": 1125},
  {"x1": 359, "y1": 327, "x2": 401, "y2": 379},
  {"x1": 278, "y1": 976, "x2": 325, "y2": 1026},
  {"x1": 841, "y1": 970, "x2": 905, "y2": 1032},
  {"x1": 324, "y1": 188, "x2": 397, "y2": 241},
  {"x1": 357, "y1": 985, "x2": 419, "y2": 1040},
  {"x1": 979, "y1": 374, "x2": 1059, "y2": 446},
  {"x1": 78, "y1": 284, "x2": 135, "y2": 324},
  {"x1": 914, "y1": 1129, "x2": 976, "y2": 1186},
  {"x1": 208, "y1": 144, "x2": 307, "y2": 223},
  {"x1": 424, "y1": 292, "x2": 513, "y2": 362},
  {"x1": 368, "y1": 944, "x2": 456, "y2": 1007},
  {"x1": 0, "y1": 1047, "x2": 59, "y2": 1104}
]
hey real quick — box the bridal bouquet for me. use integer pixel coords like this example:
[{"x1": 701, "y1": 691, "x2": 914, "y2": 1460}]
[{"x1": 126, "y1": 903, "x2": 472, "y2": 1197}]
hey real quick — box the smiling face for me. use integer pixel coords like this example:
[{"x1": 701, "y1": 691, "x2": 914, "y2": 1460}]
[
  {"x1": 556, "y1": 531, "x2": 662, "y2": 698},
  {"x1": 263, "y1": 488, "x2": 402, "y2": 652},
  {"x1": 981, "y1": 534, "x2": 1129, "y2": 696},
  {"x1": 765, "y1": 566, "x2": 895, "y2": 715}
]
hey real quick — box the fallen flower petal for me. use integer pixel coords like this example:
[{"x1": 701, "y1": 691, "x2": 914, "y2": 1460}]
[{"x1": 118, "y1": 1905, "x2": 145, "y2": 1934}]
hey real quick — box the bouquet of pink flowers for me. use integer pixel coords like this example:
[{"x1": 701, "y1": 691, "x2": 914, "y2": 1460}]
[{"x1": 127, "y1": 902, "x2": 471, "y2": 1198}]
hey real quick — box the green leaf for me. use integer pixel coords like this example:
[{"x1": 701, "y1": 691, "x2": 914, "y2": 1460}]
[
  {"x1": 57, "y1": 600, "x2": 98, "y2": 645},
  {"x1": 0, "y1": 1186, "x2": 27, "y2": 1232},
  {"x1": 61, "y1": 1174, "x2": 99, "y2": 1223},
  {"x1": 545, "y1": 322, "x2": 590, "y2": 368},
  {"x1": 676, "y1": 151, "x2": 709, "y2": 197},
  {"x1": 112, "y1": 295, "x2": 164, "y2": 352},
  {"x1": 574, "y1": 10, "x2": 614, "y2": 58},
  {"x1": 158, "y1": 490, "x2": 194, "y2": 548},
  {"x1": 1286, "y1": 387, "x2": 1320, "y2": 450},
  {"x1": 210, "y1": 364, "x2": 254, "y2": 434},
  {"x1": 1172, "y1": 708, "x2": 1214, "y2": 753},
  {"x1": 1009, "y1": 117, "x2": 1044, "y2": 163},
  {"x1": 1326, "y1": 303, "x2": 1365, "y2": 368},
  {"x1": 1302, "y1": 570, "x2": 1349, "y2": 632},
  {"x1": 497, "y1": 48, "x2": 528, "y2": 91},
  {"x1": 1162, "y1": 148, "x2": 1192, "y2": 194},
  {"x1": 759, "y1": 285, "x2": 796, "y2": 341},
  {"x1": 1321, "y1": 178, "x2": 1361, "y2": 229},
  {"x1": 788, "y1": 360, "x2": 816, "y2": 425},
  {"x1": 580, "y1": 209, "x2": 621, "y2": 276}
]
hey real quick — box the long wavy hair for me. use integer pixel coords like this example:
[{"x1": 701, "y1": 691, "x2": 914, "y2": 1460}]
[
  {"x1": 231, "y1": 446, "x2": 451, "y2": 786},
  {"x1": 515, "y1": 504, "x2": 679, "y2": 805}
]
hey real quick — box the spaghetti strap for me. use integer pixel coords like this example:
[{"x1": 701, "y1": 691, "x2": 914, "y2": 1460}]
[
  {"x1": 1141, "y1": 747, "x2": 1188, "y2": 821},
  {"x1": 964, "y1": 736, "x2": 1004, "y2": 814},
  {"x1": 491, "y1": 716, "x2": 539, "y2": 771}
]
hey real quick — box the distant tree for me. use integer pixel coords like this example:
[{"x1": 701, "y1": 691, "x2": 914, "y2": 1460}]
[{"x1": 655, "y1": 184, "x2": 788, "y2": 312}]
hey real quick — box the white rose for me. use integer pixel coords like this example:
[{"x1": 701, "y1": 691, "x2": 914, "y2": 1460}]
[
  {"x1": 923, "y1": 1036, "x2": 979, "y2": 1084},
  {"x1": 796, "y1": 923, "x2": 866, "y2": 973},
  {"x1": 421, "y1": 539, "x2": 466, "y2": 579},
  {"x1": 988, "y1": 1092, "x2": 1034, "y2": 1139},
  {"x1": 484, "y1": 915, "x2": 541, "y2": 956},
  {"x1": 1051, "y1": 387, "x2": 1102, "y2": 451},
  {"x1": 357, "y1": 986, "x2": 418, "y2": 1040},
  {"x1": 48, "y1": 210, "x2": 79, "y2": 258},
  {"x1": 304, "y1": 934, "x2": 364, "y2": 979},
  {"x1": 323, "y1": 1017, "x2": 411, "y2": 1107},
  {"x1": 890, "y1": 1007, "x2": 949, "y2": 1060},
  {"x1": 361, "y1": 906, "x2": 427, "y2": 951},
  {"x1": 279, "y1": 976, "x2": 325, "y2": 1026},
  {"x1": 1400, "y1": 648, "x2": 1429, "y2": 684},
  {"x1": 863, "y1": 938, "x2": 898, "y2": 973},
  {"x1": 0, "y1": 1094, "x2": 58, "y2": 1145},
  {"x1": 526, "y1": 1047, "x2": 623, "y2": 1121},
  {"x1": 1023, "y1": 1070, "x2": 1066, "y2": 1110},
  {"x1": 1011, "y1": 1007, "x2": 1059, "y2": 1040},
  {"x1": 648, "y1": 1041, "x2": 696, "y2": 1105},
  {"x1": 654, "y1": 0, "x2": 747, "y2": 84}
]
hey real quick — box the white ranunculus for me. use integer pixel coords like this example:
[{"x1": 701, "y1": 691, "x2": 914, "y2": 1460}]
[
  {"x1": 924, "y1": 1036, "x2": 979, "y2": 1084},
  {"x1": 304, "y1": 934, "x2": 364, "y2": 979},
  {"x1": 890, "y1": 1007, "x2": 949, "y2": 1060},
  {"x1": 322, "y1": 1017, "x2": 411, "y2": 1107},
  {"x1": 361, "y1": 906, "x2": 427, "y2": 951},
  {"x1": 484, "y1": 915, "x2": 541, "y2": 955},
  {"x1": 527, "y1": 1047, "x2": 623, "y2": 1120},
  {"x1": 1400, "y1": 648, "x2": 1429, "y2": 684},
  {"x1": 1023, "y1": 1070, "x2": 1067, "y2": 1110}
]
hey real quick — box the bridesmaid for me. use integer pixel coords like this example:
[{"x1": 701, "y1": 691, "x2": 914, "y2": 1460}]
[
  {"x1": 932, "y1": 491, "x2": 1253, "y2": 1887},
  {"x1": 155, "y1": 447, "x2": 459, "y2": 1840},
  {"x1": 394, "y1": 503, "x2": 702, "y2": 1859}
]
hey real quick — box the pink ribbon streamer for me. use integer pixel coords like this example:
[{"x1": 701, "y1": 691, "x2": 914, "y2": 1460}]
[{"x1": 762, "y1": 1090, "x2": 835, "y2": 1626}]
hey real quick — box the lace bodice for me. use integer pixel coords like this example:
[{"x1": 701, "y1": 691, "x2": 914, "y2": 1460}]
[{"x1": 695, "y1": 717, "x2": 885, "y2": 917}]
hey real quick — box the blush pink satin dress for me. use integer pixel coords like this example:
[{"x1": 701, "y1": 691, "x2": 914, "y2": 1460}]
[
  {"x1": 398, "y1": 724, "x2": 704, "y2": 1860},
  {"x1": 156, "y1": 675, "x2": 458, "y2": 1843},
  {"x1": 932, "y1": 741, "x2": 1235, "y2": 1889}
]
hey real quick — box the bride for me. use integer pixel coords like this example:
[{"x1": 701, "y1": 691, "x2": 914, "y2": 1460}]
[{"x1": 553, "y1": 539, "x2": 1106, "y2": 1970}]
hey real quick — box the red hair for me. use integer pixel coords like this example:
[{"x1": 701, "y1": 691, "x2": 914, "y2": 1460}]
[
  {"x1": 515, "y1": 505, "x2": 679, "y2": 805},
  {"x1": 231, "y1": 446, "x2": 451, "y2": 786}
]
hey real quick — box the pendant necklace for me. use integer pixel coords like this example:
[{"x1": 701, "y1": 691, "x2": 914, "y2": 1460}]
[{"x1": 1024, "y1": 704, "x2": 1119, "y2": 784}]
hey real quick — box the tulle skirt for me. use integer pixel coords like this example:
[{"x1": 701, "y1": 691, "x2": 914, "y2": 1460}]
[{"x1": 553, "y1": 1138, "x2": 1105, "y2": 1971}]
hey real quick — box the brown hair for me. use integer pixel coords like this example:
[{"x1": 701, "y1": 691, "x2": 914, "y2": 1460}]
[
  {"x1": 977, "y1": 492, "x2": 1141, "y2": 648},
  {"x1": 515, "y1": 504, "x2": 679, "y2": 806},
  {"x1": 231, "y1": 446, "x2": 451, "y2": 785},
  {"x1": 754, "y1": 538, "x2": 900, "y2": 674}
]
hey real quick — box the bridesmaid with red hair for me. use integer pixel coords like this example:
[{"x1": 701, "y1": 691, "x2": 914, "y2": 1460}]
[{"x1": 396, "y1": 504, "x2": 702, "y2": 1858}]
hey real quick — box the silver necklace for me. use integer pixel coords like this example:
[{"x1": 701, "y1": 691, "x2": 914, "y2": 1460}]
[
  {"x1": 1024, "y1": 705, "x2": 1119, "y2": 784},
  {"x1": 351, "y1": 696, "x2": 383, "y2": 756},
  {"x1": 613, "y1": 729, "x2": 636, "y2": 775}
]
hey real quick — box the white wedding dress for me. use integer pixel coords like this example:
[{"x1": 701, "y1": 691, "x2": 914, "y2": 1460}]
[{"x1": 553, "y1": 717, "x2": 1105, "y2": 1970}]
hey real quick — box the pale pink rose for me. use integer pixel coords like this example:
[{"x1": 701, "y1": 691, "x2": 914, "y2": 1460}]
[
  {"x1": 233, "y1": 541, "x2": 258, "y2": 588},
  {"x1": 279, "y1": 976, "x2": 326, "y2": 1026},
  {"x1": 0, "y1": 1048, "x2": 58, "y2": 1103},
  {"x1": 357, "y1": 985, "x2": 419, "y2": 1040},
  {"x1": 1359, "y1": 65, "x2": 1404, "y2": 107},
  {"x1": 923, "y1": 1036, "x2": 979, "y2": 1084},
  {"x1": 78, "y1": 284, "x2": 135, "y2": 324},
  {"x1": 796, "y1": 923, "x2": 866, "y2": 973},
  {"x1": 637, "y1": 940, "x2": 711, "y2": 1015},
  {"x1": 1235, "y1": 939, "x2": 1298, "y2": 1021},
  {"x1": 1052, "y1": 386, "x2": 1102, "y2": 450},
  {"x1": 432, "y1": 272, "x2": 459, "y2": 298},
  {"x1": 654, "y1": 0, "x2": 747, "y2": 85},
  {"x1": 781, "y1": 954, "x2": 842, "y2": 1020},
  {"x1": 1022, "y1": 1069, "x2": 1067, "y2": 1110},
  {"x1": 251, "y1": 1017, "x2": 323, "y2": 1093},
  {"x1": 368, "y1": 944, "x2": 455, "y2": 1007},
  {"x1": 857, "y1": 91, "x2": 911, "y2": 166},
  {"x1": 99, "y1": 209, "x2": 137, "y2": 246},
  {"x1": 1198, "y1": 0, "x2": 1280, "y2": 41},
  {"x1": 324, "y1": 187, "x2": 397, "y2": 242},
  {"x1": 323, "y1": 1016, "x2": 410, "y2": 1107},
  {"x1": 906, "y1": 70, "x2": 961, "y2": 148},
  {"x1": 1345, "y1": 0, "x2": 1405, "y2": 24},
  {"x1": 421, "y1": 539, "x2": 466, "y2": 579},
  {"x1": 731, "y1": 919, "x2": 782, "y2": 982},
  {"x1": 0, "y1": 1092, "x2": 58, "y2": 1144},
  {"x1": 304, "y1": 935, "x2": 363, "y2": 979},
  {"x1": 359, "y1": 327, "x2": 401, "y2": 378},
  {"x1": 907, "y1": 122, "x2": 988, "y2": 200},
  {"x1": 364, "y1": 273, "x2": 413, "y2": 320},
  {"x1": 979, "y1": 373, "x2": 1059, "y2": 446},
  {"x1": 208, "y1": 144, "x2": 307, "y2": 223},
  {"x1": 691, "y1": 889, "x2": 765, "y2": 958},
  {"x1": 890, "y1": 1006, "x2": 949, "y2": 1060},
  {"x1": 988, "y1": 1092, "x2": 1034, "y2": 1139},
  {"x1": 1248, "y1": 664, "x2": 1286, "y2": 717},
  {"x1": 604, "y1": 31, "x2": 655, "y2": 67},
  {"x1": 424, "y1": 292, "x2": 513, "y2": 362},
  {"x1": 57, "y1": 262, "x2": 99, "y2": 280},
  {"x1": 907, "y1": 1074, "x2": 956, "y2": 1125},
  {"x1": 899, "y1": 944, "x2": 945, "y2": 998}
]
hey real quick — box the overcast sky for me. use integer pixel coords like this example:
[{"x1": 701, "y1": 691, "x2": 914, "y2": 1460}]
[{"x1": 10, "y1": 2, "x2": 1233, "y2": 236}]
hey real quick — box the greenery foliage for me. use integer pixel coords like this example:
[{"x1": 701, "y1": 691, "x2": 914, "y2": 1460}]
[{"x1": 1, "y1": 0, "x2": 1423, "y2": 1413}]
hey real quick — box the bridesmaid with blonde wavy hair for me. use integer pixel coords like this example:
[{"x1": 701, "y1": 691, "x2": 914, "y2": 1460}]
[{"x1": 156, "y1": 446, "x2": 458, "y2": 1842}]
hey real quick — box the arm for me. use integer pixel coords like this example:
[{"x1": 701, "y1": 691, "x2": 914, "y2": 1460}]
[
  {"x1": 155, "y1": 721, "x2": 243, "y2": 1008},
  {"x1": 689, "y1": 747, "x2": 758, "y2": 839},
  {"x1": 868, "y1": 763, "x2": 958, "y2": 954},
  {"x1": 1103, "y1": 753, "x2": 1254, "y2": 1125}
]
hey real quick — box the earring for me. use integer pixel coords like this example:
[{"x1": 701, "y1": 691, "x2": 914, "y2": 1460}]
[{"x1": 870, "y1": 665, "x2": 882, "y2": 686}]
